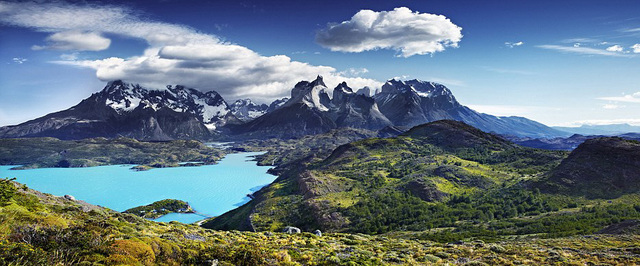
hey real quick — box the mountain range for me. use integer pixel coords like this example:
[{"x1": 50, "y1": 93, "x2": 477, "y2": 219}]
[
  {"x1": 0, "y1": 76, "x2": 569, "y2": 140},
  {"x1": 553, "y1": 124, "x2": 640, "y2": 135}
]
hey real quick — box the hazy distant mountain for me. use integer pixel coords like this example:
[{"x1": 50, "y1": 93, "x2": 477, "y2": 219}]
[
  {"x1": 553, "y1": 124, "x2": 640, "y2": 135},
  {"x1": 374, "y1": 79, "x2": 567, "y2": 138},
  {"x1": 0, "y1": 80, "x2": 237, "y2": 140}
]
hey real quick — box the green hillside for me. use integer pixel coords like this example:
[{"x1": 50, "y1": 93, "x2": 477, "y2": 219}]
[
  {"x1": 533, "y1": 137, "x2": 640, "y2": 199},
  {"x1": 1, "y1": 178, "x2": 640, "y2": 265},
  {"x1": 204, "y1": 121, "x2": 640, "y2": 242}
]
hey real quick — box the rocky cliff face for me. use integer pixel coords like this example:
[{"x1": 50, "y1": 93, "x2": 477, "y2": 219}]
[{"x1": 230, "y1": 76, "x2": 391, "y2": 139}]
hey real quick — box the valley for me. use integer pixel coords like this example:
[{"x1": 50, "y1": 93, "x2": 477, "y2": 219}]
[{"x1": 1, "y1": 80, "x2": 639, "y2": 265}]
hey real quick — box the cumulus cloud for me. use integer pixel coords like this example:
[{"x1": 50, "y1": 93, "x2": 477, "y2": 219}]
[
  {"x1": 537, "y1": 44, "x2": 635, "y2": 58},
  {"x1": 0, "y1": 1, "x2": 381, "y2": 103},
  {"x1": 605, "y1": 44, "x2": 624, "y2": 52},
  {"x1": 504, "y1": 41, "x2": 523, "y2": 48},
  {"x1": 315, "y1": 7, "x2": 462, "y2": 57},
  {"x1": 632, "y1": 44, "x2": 640, "y2": 53},
  {"x1": 598, "y1": 92, "x2": 640, "y2": 103},
  {"x1": 32, "y1": 31, "x2": 111, "y2": 51}
]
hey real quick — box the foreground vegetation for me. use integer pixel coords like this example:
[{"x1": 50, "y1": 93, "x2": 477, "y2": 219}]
[
  {"x1": 0, "y1": 137, "x2": 225, "y2": 169},
  {"x1": 1, "y1": 178, "x2": 640, "y2": 265}
]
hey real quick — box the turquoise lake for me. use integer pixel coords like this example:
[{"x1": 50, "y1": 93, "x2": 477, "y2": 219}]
[{"x1": 0, "y1": 152, "x2": 274, "y2": 224}]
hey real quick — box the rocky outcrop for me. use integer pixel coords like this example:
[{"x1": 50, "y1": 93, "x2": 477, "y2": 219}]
[{"x1": 536, "y1": 137, "x2": 640, "y2": 199}]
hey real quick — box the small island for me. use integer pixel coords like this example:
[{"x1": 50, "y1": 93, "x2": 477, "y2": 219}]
[{"x1": 124, "y1": 199, "x2": 194, "y2": 219}]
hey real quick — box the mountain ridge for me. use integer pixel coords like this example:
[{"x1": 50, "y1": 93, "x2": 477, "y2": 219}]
[{"x1": 1, "y1": 77, "x2": 567, "y2": 140}]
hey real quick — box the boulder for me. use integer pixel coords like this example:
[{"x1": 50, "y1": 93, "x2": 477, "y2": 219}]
[
  {"x1": 313, "y1": 229, "x2": 322, "y2": 237},
  {"x1": 64, "y1": 195, "x2": 76, "y2": 201},
  {"x1": 283, "y1": 226, "x2": 301, "y2": 234}
]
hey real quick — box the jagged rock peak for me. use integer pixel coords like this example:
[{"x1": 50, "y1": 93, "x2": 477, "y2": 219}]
[
  {"x1": 312, "y1": 75, "x2": 326, "y2": 87},
  {"x1": 356, "y1": 86, "x2": 372, "y2": 96},
  {"x1": 288, "y1": 76, "x2": 331, "y2": 111},
  {"x1": 332, "y1": 82, "x2": 354, "y2": 105}
]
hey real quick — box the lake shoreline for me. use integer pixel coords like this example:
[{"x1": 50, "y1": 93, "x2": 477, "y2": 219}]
[{"x1": 0, "y1": 152, "x2": 275, "y2": 224}]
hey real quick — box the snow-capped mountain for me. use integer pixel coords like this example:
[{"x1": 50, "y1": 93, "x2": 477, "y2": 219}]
[
  {"x1": 229, "y1": 99, "x2": 268, "y2": 122},
  {"x1": 0, "y1": 77, "x2": 567, "y2": 141},
  {"x1": 230, "y1": 76, "x2": 392, "y2": 138},
  {"x1": 331, "y1": 82, "x2": 392, "y2": 129},
  {"x1": 374, "y1": 79, "x2": 567, "y2": 138},
  {"x1": 266, "y1": 98, "x2": 289, "y2": 112},
  {"x1": 0, "y1": 80, "x2": 237, "y2": 140}
]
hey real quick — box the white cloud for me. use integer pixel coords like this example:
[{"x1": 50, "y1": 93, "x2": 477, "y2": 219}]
[
  {"x1": 32, "y1": 31, "x2": 110, "y2": 51},
  {"x1": 632, "y1": 44, "x2": 640, "y2": 53},
  {"x1": 537, "y1": 44, "x2": 635, "y2": 58},
  {"x1": 12, "y1": 57, "x2": 27, "y2": 64},
  {"x1": 0, "y1": 1, "x2": 216, "y2": 46},
  {"x1": 598, "y1": 92, "x2": 640, "y2": 103},
  {"x1": 605, "y1": 44, "x2": 624, "y2": 52},
  {"x1": 339, "y1": 68, "x2": 369, "y2": 77},
  {"x1": 603, "y1": 104, "x2": 623, "y2": 109},
  {"x1": 573, "y1": 43, "x2": 581, "y2": 47},
  {"x1": 482, "y1": 66, "x2": 534, "y2": 75},
  {"x1": 505, "y1": 41, "x2": 523, "y2": 48},
  {"x1": 0, "y1": 1, "x2": 381, "y2": 103},
  {"x1": 315, "y1": 7, "x2": 462, "y2": 57},
  {"x1": 60, "y1": 52, "x2": 79, "y2": 61}
]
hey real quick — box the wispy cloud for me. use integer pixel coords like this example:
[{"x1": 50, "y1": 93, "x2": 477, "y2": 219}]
[
  {"x1": 603, "y1": 103, "x2": 623, "y2": 109},
  {"x1": 632, "y1": 43, "x2": 640, "y2": 53},
  {"x1": 316, "y1": 7, "x2": 463, "y2": 57},
  {"x1": 426, "y1": 77, "x2": 465, "y2": 87},
  {"x1": 537, "y1": 44, "x2": 635, "y2": 58},
  {"x1": 339, "y1": 67, "x2": 369, "y2": 77},
  {"x1": 561, "y1": 38, "x2": 600, "y2": 44},
  {"x1": 32, "y1": 31, "x2": 111, "y2": 51},
  {"x1": 467, "y1": 104, "x2": 562, "y2": 117},
  {"x1": 504, "y1": 41, "x2": 523, "y2": 48},
  {"x1": 598, "y1": 92, "x2": 640, "y2": 103},
  {"x1": 482, "y1": 66, "x2": 534, "y2": 75},
  {"x1": 12, "y1": 57, "x2": 27, "y2": 64}
]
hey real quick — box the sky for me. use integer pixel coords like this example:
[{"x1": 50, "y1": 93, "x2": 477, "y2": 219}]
[{"x1": 1, "y1": 0, "x2": 640, "y2": 127}]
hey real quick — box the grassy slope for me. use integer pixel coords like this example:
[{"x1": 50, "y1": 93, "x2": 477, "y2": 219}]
[
  {"x1": 0, "y1": 137, "x2": 225, "y2": 169},
  {"x1": 205, "y1": 121, "x2": 640, "y2": 243},
  {"x1": 1, "y1": 179, "x2": 640, "y2": 265}
]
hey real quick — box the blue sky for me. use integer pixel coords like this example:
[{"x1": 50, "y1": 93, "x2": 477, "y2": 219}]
[{"x1": 1, "y1": 0, "x2": 640, "y2": 127}]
